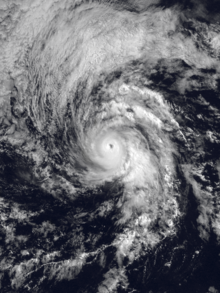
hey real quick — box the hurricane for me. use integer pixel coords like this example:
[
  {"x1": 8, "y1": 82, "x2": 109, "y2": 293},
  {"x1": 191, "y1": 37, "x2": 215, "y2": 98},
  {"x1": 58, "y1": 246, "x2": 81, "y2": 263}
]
[{"x1": 1, "y1": 0, "x2": 220, "y2": 292}]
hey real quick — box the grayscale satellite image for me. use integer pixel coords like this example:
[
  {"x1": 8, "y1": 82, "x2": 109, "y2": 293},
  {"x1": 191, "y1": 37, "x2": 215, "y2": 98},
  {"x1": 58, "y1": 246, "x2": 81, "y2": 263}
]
[{"x1": 0, "y1": 0, "x2": 220, "y2": 292}]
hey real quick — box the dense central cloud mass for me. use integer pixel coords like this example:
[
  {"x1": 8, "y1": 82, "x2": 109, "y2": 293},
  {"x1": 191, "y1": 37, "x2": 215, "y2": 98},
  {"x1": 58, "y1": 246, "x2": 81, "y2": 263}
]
[
  {"x1": 91, "y1": 131, "x2": 124, "y2": 169},
  {"x1": 1, "y1": 0, "x2": 220, "y2": 292}
]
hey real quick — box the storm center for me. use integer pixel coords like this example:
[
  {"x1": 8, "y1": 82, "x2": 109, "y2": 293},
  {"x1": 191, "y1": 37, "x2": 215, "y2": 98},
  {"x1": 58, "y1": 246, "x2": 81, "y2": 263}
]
[{"x1": 91, "y1": 132, "x2": 124, "y2": 171}]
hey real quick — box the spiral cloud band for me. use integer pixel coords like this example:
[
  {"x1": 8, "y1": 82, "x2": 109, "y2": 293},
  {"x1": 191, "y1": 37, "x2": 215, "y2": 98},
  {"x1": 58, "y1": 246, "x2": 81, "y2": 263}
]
[{"x1": 1, "y1": 0, "x2": 220, "y2": 292}]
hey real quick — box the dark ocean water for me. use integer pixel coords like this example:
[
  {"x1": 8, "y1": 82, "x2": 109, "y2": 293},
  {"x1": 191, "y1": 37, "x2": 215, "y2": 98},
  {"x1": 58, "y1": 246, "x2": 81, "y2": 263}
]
[{"x1": 1, "y1": 0, "x2": 220, "y2": 292}]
